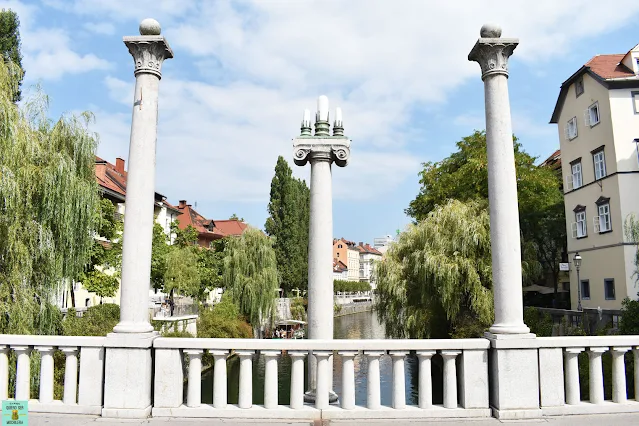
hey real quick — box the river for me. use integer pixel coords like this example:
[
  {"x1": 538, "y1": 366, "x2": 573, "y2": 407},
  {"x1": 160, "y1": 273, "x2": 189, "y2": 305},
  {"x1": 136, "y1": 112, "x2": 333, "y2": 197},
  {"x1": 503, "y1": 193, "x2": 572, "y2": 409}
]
[{"x1": 201, "y1": 311, "x2": 443, "y2": 406}]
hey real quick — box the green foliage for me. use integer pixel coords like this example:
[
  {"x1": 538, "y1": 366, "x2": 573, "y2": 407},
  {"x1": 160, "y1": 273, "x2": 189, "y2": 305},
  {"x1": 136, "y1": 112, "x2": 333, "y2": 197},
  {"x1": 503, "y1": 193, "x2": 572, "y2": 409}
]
[
  {"x1": 197, "y1": 239, "x2": 225, "y2": 295},
  {"x1": 172, "y1": 222, "x2": 198, "y2": 247},
  {"x1": 151, "y1": 222, "x2": 170, "y2": 290},
  {"x1": 265, "y1": 156, "x2": 310, "y2": 294},
  {"x1": 0, "y1": 60, "x2": 99, "y2": 335},
  {"x1": 624, "y1": 214, "x2": 639, "y2": 285},
  {"x1": 222, "y1": 227, "x2": 279, "y2": 326},
  {"x1": 61, "y1": 304, "x2": 120, "y2": 336},
  {"x1": 197, "y1": 297, "x2": 253, "y2": 339},
  {"x1": 376, "y1": 199, "x2": 494, "y2": 339},
  {"x1": 0, "y1": 9, "x2": 23, "y2": 102},
  {"x1": 619, "y1": 294, "x2": 639, "y2": 335},
  {"x1": 290, "y1": 297, "x2": 307, "y2": 321},
  {"x1": 406, "y1": 130, "x2": 565, "y2": 291},
  {"x1": 163, "y1": 247, "x2": 201, "y2": 299},
  {"x1": 334, "y1": 280, "x2": 371, "y2": 293},
  {"x1": 162, "y1": 330, "x2": 194, "y2": 338},
  {"x1": 523, "y1": 307, "x2": 554, "y2": 337},
  {"x1": 230, "y1": 213, "x2": 245, "y2": 221}
]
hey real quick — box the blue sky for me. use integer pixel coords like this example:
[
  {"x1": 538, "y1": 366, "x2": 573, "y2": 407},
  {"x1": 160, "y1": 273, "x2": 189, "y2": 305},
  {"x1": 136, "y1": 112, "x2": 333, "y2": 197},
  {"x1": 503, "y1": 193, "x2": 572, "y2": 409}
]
[{"x1": 5, "y1": 0, "x2": 639, "y2": 243}]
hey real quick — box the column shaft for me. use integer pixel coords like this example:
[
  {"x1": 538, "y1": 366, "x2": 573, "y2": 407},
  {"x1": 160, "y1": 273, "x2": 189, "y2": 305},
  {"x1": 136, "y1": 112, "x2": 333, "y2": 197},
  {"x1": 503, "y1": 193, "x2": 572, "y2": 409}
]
[
  {"x1": 390, "y1": 351, "x2": 407, "y2": 409},
  {"x1": 564, "y1": 349, "x2": 583, "y2": 405},
  {"x1": 185, "y1": 350, "x2": 203, "y2": 408},
  {"x1": 588, "y1": 348, "x2": 606, "y2": 404},
  {"x1": 212, "y1": 351, "x2": 228, "y2": 408},
  {"x1": 0, "y1": 347, "x2": 8, "y2": 401},
  {"x1": 14, "y1": 346, "x2": 31, "y2": 401},
  {"x1": 237, "y1": 351, "x2": 254, "y2": 409},
  {"x1": 339, "y1": 351, "x2": 357, "y2": 410},
  {"x1": 38, "y1": 347, "x2": 55, "y2": 403},
  {"x1": 366, "y1": 351, "x2": 383, "y2": 409},
  {"x1": 611, "y1": 347, "x2": 630, "y2": 403},
  {"x1": 315, "y1": 352, "x2": 331, "y2": 409},
  {"x1": 62, "y1": 348, "x2": 79, "y2": 404},
  {"x1": 417, "y1": 351, "x2": 435, "y2": 408},
  {"x1": 263, "y1": 351, "x2": 279, "y2": 409},
  {"x1": 441, "y1": 351, "x2": 460, "y2": 409}
]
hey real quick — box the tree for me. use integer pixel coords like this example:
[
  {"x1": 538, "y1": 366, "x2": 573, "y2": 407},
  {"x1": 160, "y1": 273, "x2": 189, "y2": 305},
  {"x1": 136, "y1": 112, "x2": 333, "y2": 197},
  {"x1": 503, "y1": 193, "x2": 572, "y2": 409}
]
[
  {"x1": 151, "y1": 223, "x2": 170, "y2": 291},
  {"x1": 625, "y1": 214, "x2": 639, "y2": 285},
  {"x1": 265, "y1": 156, "x2": 310, "y2": 294},
  {"x1": 0, "y1": 60, "x2": 99, "y2": 335},
  {"x1": 163, "y1": 247, "x2": 201, "y2": 300},
  {"x1": 406, "y1": 130, "x2": 564, "y2": 296},
  {"x1": 229, "y1": 213, "x2": 245, "y2": 221},
  {"x1": 376, "y1": 200, "x2": 494, "y2": 339},
  {"x1": 0, "y1": 9, "x2": 23, "y2": 102},
  {"x1": 222, "y1": 227, "x2": 279, "y2": 327}
]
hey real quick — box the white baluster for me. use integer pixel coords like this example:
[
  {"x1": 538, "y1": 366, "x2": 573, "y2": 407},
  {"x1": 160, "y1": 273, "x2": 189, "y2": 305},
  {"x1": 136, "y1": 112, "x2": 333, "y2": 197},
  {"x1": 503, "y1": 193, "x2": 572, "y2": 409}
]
[
  {"x1": 440, "y1": 350, "x2": 461, "y2": 409},
  {"x1": 184, "y1": 349, "x2": 203, "y2": 408},
  {"x1": 13, "y1": 346, "x2": 31, "y2": 400},
  {"x1": 236, "y1": 351, "x2": 254, "y2": 409},
  {"x1": 389, "y1": 351, "x2": 408, "y2": 409},
  {"x1": 0, "y1": 346, "x2": 9, "y2": 401},
  {"x1": 588, "y1": 347, "x2": 607, "y2": 404},
  {"x1": 338, "y1": 351, "x2": 358, "y2": 410},
  {"x1": 288, "y1": 351, "x2": 307, "y2": 410},
  {"x1": 634, "y1": 348, "x2": 639, "y2": 402},
  {"x1": 37, "y1": 346, "x2": 55, "y2": 403},
  {"x1": 417, "y1": 351, "x2": 435, "y2": 408},
  {"x1": 314, "y1": 351, "x2": 332, "y2": 409},
  {"x1": 60, "y1": 347, "x2": 78, "y2": 404},
  {"x1": 262, "y1": 351, "x2": 280, "y2": 409},
  {"x1": 564, "y1": 348, "x2": 584, "y2": 405},
  {"x1": 611, "y1": 346, "x2": 630, "y2": 403},
  {"x1": 365, "y1": 351, "x2": 384, "y2": 409},
  {"x1": 211, "y1": 350, "x2": 229, "y2": 408}
]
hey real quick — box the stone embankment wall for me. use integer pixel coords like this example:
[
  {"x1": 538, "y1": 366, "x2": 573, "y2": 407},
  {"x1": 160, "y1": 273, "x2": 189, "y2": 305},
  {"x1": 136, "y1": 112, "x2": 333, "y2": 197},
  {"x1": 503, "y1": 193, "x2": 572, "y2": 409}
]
[{"x1": 334, "y1": 301, "x2": 373, "y2": 317}]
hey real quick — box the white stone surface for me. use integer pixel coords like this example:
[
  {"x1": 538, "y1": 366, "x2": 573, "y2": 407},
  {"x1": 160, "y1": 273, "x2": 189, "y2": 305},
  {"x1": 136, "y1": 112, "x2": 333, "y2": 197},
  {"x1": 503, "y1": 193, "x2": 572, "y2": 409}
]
[
  {"x1": 14, "y1": 346, "x2": 31, "y2": 400},
  {"x1": 37, "y1": 346, "x2": 55, "y2": 404},
  {"x1": 365, "y1": 351, "x2": 384, "y2": 410},
  {"x1": 236, "y1": 351, "x2": 254, "y2": 409},
  {"x1": 539, "y1": 347, "x2": 565, "y2": 407},
  {"x1": 441, "y1": 351, "x2": 460, "y2": 409},
  {"x1": 338, "y1": 351, "x2": 357, "y2": 410},
  {"x1": 389, "y1": 351, "x2": 407, "y2": 409},
  {"x1": 490, "y1": 348, "x2": 540, "y2": 412},
  {"x1": 184, "y1": 349, "x2": 203, "y2": 408},
  {"x1": 458, "y1": 349, "x2": 489, "y2": 409},
  {"x1": 588, "y1": 347, "x2": 607, "y2": 404},
  {"x1": 612, "y1": 347, "x2": 631, "y2": 403},
  {"x1": 314, "y1": 351, "x2": 332, "y2": 409},
  {"x1": 212, "y1": 351, "x2": 229, "y2": 408},
  {"x1": 78, "y1": 346, "x2": 105, "y2": 408},
  {"x1": 153, "y1": 348, "x2": 184, "y2": 409},
  {"x1": 263, "y1": 351, "x2": 280, "y2": 409},
  {"x1": 103, "y1": 347, "x2": 153, "y2": 417},
  {"x1": 564, "y1": 347, "x2": 584, "y2": 405},
  {"x1": 139, "y1": 18, "x2": 161, "y2": 35},
  {"x1": 288, "y1": 351, "x2": 306, "y2": 409},
  {"x1": 417, "y1": 351, "x2": 436, "y2": 408},
  {"x1": 60, "y1": 347, "x2": 79, "y2": 404}
]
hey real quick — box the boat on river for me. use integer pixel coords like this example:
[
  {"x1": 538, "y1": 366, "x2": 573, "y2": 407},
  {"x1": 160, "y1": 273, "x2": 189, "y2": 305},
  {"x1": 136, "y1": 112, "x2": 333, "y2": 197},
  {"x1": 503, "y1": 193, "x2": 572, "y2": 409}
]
[{"x1": 268, "y1": 319, "x2": 306, "y2": 339}]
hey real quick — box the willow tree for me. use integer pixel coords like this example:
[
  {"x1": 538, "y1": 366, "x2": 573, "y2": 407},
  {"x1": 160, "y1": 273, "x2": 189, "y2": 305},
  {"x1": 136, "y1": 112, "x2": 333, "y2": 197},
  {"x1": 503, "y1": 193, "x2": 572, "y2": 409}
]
[
  {"x1": 222, "y1": 227, "x2": 278, "y2": 327},
  {"x1": 375, "y1": 199, "x2": 494, "y2": 339},
  {"x1": 0, "y1": 60, "x2": 98, "y2": 334}
]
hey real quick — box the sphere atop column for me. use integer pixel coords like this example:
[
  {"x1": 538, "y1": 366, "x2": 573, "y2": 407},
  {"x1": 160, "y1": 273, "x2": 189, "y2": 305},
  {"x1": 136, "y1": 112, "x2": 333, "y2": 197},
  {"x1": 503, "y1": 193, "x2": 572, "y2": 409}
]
[
  {"x1": 480, "y1": 23, "x2": 501, "y2": 38},
  {"x1": 139, "y1": 18, "x2": 161, "y2": 36}
]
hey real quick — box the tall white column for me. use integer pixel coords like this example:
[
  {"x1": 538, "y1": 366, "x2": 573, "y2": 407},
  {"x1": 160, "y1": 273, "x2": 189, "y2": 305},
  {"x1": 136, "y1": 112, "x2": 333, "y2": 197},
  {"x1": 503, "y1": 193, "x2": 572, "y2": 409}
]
[
  {"x1": 113, "y1": 18, "x2": 173, "y2": 334},
  {"x1": 38, "y1": 347, "x2": 55, "y2": 404},
  {"x1": 293, "y1": 96, "x2": 350, "y2": 401},
  {"x1": 469, "y1": 24, "x2": 529, "y2": 335}
]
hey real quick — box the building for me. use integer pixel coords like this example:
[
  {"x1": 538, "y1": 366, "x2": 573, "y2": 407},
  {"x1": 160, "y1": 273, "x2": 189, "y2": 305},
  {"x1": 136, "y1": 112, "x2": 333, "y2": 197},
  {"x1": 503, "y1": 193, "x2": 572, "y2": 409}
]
[
  {"x1": 332, "y1": 259, "x2": 348, "y2": 281},
  {"x1": 175, "y1": 200, "x2": 249, "y2": 248},
  {"x1": 356, "y1": 243, "x2": 383, "y2": 289},
  {"x1": 550, "y1": 44, "x2": 639, "y2": 310},
  {"x1": 332, "y1": 238, "x2": 361, "y2": 282},
  {"x1": 373, "y1": 234, "x2": 396, "y2": 256}
]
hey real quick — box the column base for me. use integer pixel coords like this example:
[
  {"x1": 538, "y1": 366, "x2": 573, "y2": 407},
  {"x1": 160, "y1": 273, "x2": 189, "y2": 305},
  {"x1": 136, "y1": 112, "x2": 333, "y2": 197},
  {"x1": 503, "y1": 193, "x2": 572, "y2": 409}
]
[
  {"x1": 112, "y1": 321, "x2": 154, "y2": 334},
  {"x1": 491, "y1": 407, "x2": 542, "y2": 420},
  {"x1": 488, "y1": 323, "x2": 531, "y2": 335},
  {"x1": 101, "y1": 405, "x2": 152, "y2": 418},
  {"x1": 304, "y1": 389, "x2": 339, "y2": 404}
]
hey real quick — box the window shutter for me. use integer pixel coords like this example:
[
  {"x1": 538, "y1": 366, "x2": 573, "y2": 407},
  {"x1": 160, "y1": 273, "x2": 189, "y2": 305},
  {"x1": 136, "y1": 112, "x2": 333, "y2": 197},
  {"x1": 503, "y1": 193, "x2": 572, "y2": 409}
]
[
  {"x1": 565, "y1": 175, "x2": 573, "y2": 191},
  {"x1": 564, "y1": 125, "x2": 570, "y2": 141},
  {"x1": 593, "y1": 216, "x2": 600, "y2": 233},
  {"x1": 571, "y1": 222, "x2": 578, "y2": 239},
  {"x1": 584, "y1": 109, "x2": 591, "y2": 126}
]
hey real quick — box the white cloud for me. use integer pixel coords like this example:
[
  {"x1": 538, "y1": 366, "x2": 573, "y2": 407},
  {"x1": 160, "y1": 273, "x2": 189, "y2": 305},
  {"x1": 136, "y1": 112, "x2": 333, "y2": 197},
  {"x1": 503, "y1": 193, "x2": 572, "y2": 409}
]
[{"x1": 82, "y1": 21, "x2": 116, "y2": 35}]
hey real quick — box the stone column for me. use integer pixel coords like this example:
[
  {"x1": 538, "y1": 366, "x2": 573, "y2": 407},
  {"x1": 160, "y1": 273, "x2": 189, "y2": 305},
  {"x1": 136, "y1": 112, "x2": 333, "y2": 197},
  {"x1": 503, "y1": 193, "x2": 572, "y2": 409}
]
[
  {"x1": 293, "y1": 97, "x2": 350, "y2": 401},
  {"x1": 469, "y1": 24, "x2": 529, "y2": 335},
  {"x1": 102, "y1": 19, "x2": 172, "y2": 419},
  {"x1": 114, "y1": 18, "x2": 173, "y2": 334}
]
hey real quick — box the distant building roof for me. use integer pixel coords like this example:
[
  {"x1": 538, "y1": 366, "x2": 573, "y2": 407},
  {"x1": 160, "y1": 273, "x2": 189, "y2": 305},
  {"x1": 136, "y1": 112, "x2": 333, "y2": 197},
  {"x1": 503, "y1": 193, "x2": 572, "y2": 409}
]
[
  {"x1": 540, "y1": 149, "x2": 561, "y2": 171},
  {"x1": 175, "y1": 200, "x2": 249, "y2": 244},
  {"x1": 333, "y1": 259, "x2": 348, "y2": 273}
]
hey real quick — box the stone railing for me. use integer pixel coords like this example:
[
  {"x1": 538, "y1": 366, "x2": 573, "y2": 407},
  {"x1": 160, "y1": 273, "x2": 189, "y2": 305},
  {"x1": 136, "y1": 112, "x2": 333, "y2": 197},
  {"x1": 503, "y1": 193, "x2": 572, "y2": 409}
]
[
  {"x1": 0, "y1": 335, "x2": 105, "y2": 414},
  {"x1": 152, "y1": 338, "x2": 491, "y2": 419}
]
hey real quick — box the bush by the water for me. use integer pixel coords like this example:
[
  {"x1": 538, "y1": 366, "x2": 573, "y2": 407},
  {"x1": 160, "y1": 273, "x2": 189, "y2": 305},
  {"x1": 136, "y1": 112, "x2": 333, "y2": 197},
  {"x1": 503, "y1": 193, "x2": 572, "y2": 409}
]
[
  {"x1": 62, "y1": 304, "x2": 120, "y2": 336},
  {"x1": 197, "y1": 298, "x2": 253, "y2": 339},
  {"x1": 334, "y1": 280, "x2": 371, "y2": 293}
]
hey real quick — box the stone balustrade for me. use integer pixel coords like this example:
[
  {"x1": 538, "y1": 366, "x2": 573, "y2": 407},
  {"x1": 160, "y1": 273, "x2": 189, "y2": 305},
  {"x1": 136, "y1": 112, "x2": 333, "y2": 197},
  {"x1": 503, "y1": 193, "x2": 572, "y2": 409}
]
[
  {"x1": 152, "y1": 337, "x2": 490, "y2": 419},
  {"x1": 0, "y1": 335, "x2": 106, "y2": 414}
]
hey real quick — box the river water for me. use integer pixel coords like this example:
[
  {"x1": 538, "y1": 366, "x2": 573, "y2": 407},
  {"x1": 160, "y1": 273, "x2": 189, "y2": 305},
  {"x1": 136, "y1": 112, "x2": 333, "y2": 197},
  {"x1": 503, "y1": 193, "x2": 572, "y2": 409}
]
[{"x1": 201, "y1": 311, "x2": 443, "y2": 406}]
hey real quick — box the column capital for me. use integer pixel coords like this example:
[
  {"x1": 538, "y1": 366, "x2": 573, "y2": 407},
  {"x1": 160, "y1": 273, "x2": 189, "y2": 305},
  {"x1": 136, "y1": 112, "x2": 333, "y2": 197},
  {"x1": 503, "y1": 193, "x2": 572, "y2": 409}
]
[
  {"x1": 288, "y1": 351, "x2": 308, "y2": 358},
  {"x1": 235, "y1": 350, "x2": 255, "y2": 357},
  {"x1": 293, "y1": 138, "x2": 351, "y2": 167},
  {"x1": 36, "y1": 346, "x2": 55, "y2": 354},
  {"x1": 123, "y1": 35, "x2": 173, "y2": 79},
  {"x1": 564, "y1": 347, "x2": 585, "y2": 355},
  {"x1": 416, "y1": 350, "x2": 437, "y2": 358},
  {"x1": 468, "y1": 25, "x2": 518, "y2": 80},
  {"x1": 183, "y1": 349, "x2": 203, "y2": 356},
  {"x1": 337, "y1": 351, "x2": 358, "y2": 357},
  {"x1": 588, "y1": 347, "x2": 608, "y2": 355}
]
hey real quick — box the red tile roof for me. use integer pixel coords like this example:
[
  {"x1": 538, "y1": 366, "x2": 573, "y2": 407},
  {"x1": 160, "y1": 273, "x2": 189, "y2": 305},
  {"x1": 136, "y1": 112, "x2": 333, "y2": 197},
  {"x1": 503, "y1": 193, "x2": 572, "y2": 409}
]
[
  {"x1": 214, "y1": 219, "x2": 249, "y2": 237},
  {"x1": 333, "y1": 259, "x2": 348, "y2": 272},
  {"x1": 175, "y1": 201, "x2": 249, "y2": 243},
  {"x1": 585, "y1": 54, "x2": 634, "y2": 79}
]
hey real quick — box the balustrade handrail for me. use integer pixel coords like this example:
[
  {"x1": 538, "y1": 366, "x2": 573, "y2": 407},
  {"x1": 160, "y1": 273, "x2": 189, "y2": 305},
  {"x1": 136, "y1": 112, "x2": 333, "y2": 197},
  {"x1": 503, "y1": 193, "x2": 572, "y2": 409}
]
[
  {"x1": 0, "y1": 334, "x2": 106, "y2": 347},
  {"x1": 491, "y1": 335, "x2": 639, "y2": 349},
  {"x1": 153, "y1": 337, "x2": 489, "y2": 351}
]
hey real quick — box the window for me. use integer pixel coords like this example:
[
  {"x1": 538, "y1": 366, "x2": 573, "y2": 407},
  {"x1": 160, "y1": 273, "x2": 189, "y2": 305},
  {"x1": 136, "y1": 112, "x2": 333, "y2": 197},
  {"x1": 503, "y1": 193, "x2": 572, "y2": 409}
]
[
  {"x1": 338, "y1": 244, "x2": 343, "y2": 248},
  {"x1": 595, "y1": 197, "x2": 612, "y2": 233},
  {"x1": 633, "y1": 91, "x2": 639, "y2": 114},
  {"x1": 566, "y1": 117, "x2": 578, "y2": 140},
  {"x1": 336, "y1": 253, "x2": 339, "y2": 258},
  {"x1": 612, "y1": 314, "x2": 621, "y2": 329},
  {"x1": 592, "y1": 149, "x2": 606, "y2": 180},
  {"x1": 572, "y1": 209, "x2": 587, "y2": 238},
  {"x1": 581, "y1": 280, "x2": 590, "y2": 299},
  {"x1": 585, "y1": 102, "x2": 600, "y2": 126},
  {"x1": 571, "y1": 161, "x2": 582, "y2": 189},
  {"x1": 575, "y1": 78, "x2": 584, "y2": 97},
  {"x1": 604, "y1": 279, "x2": 615, "y2": 300}
]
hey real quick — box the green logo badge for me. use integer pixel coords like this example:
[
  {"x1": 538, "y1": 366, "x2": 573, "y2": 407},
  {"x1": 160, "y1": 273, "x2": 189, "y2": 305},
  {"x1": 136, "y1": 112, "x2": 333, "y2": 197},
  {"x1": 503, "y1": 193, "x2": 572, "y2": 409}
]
[{"x1": 2, "y1": 401, "x2": 28, "y2": 426}]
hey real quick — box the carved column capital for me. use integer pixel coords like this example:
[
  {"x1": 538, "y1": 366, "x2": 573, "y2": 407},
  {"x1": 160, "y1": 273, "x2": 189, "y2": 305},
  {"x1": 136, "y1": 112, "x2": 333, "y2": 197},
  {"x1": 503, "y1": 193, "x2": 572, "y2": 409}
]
[
  {"x1": 123, "y1": 36, "x2": 174, "y2": 78},
  {"x1": 468, "y1": 38, "x2": 518, "y2": 80},
  {"x1": 293, "y1": 138, "x2": 351, "y2": 167}
]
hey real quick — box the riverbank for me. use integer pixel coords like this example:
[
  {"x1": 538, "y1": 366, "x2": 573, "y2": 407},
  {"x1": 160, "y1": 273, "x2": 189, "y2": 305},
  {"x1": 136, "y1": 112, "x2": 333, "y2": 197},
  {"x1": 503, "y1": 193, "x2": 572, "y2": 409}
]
[{"x1": 334, "y1": 301, "x2": 373, "y2": 317}]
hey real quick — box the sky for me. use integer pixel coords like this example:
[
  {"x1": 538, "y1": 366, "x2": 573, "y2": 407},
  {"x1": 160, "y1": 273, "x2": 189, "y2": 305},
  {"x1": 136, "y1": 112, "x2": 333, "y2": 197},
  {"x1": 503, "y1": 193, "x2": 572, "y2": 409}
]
[{"x1": 4, "y1": 0, "x2": 639, "y2": 244}]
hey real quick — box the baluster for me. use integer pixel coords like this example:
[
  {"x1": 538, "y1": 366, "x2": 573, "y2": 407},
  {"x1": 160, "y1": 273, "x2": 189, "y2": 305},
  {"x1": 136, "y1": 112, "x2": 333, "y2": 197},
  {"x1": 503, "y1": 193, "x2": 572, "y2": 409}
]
[
  {"x1": 262, "y1": 351, "x2": 280, "y2": 409},
  {"x1": 440, "y1": 350, "x2": 461, "y2": 409},
  {"x1": 13, "y1": 346, "x2": 31, "y2": 400},
  {"x1": 0, "y1": 346, "x2": 9, "y2": 401},
  {"x1": 416, "y1": 351, "x2": 435, "y2": 409},
  {"x1": 211, "y1": 350, "x2": 229, "y2": 408},
  {"x1": 564, "y1": 348, "x2": 583, "y2": 405},
  {"x1": 634, "y1": 348, "x2": 639, "y2": 402},
  {"x1": 184, "y1": 349, "x2": 203, "y2": 408},
  {"x1": 37, "y1": 346, "x2": 55, "y2": 403},
  {"x1": 236, "y1": 351, "x2": 254, "y2": 409},
  {"x1": 365, "y1": 351, "x2": 384, "y2": 409},
  {"x1": 314, "y1": 351, "x2": 332, "y2": 409},
  {"x1": 338, "y1": 351, "x2": 358, "y2": 410},
  {"x1": 60, "y1": 347, "x2": 79, "y2": 404},
  {"x1": 611, "y1": 347, "x2": 630, "y2": 403},
  {"x1": 389, "y1": 351, "x2": 408, "y2": 409},
  {"x1": 588, "y1": 347, "x2": 607, "y2": 404},
  {"x1": 288, "y1": 351, "x2": 307, "y2": 410}
]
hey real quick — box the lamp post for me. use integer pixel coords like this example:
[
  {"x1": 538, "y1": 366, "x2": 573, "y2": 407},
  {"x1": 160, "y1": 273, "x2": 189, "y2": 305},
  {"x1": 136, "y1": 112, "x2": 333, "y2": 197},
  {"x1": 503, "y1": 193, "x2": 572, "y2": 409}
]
[{"x1": 573, "y1": 252, "x2": 583, "y2": 311}]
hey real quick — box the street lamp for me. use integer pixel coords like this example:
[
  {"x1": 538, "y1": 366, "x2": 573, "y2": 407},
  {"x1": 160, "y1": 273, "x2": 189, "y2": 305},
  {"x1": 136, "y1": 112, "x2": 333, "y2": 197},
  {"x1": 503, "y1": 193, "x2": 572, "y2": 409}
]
[{"x1": 573, "y1": 252, "x2": 583, "y2": 311}]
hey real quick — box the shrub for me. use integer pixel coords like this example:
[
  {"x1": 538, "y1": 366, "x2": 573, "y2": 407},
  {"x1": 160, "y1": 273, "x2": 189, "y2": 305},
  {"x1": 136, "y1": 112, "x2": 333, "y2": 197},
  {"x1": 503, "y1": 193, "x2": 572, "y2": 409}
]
[
  {"x1": 197, "y1": 298, "x2": 253, "y2": 339},
  {"x1": 62, "y1": 304, "x2": 120, "y2": 337},
  {"x1": 523, "y1": 307, "x2": 554, "y2": 337},
  {"x1": 334, "y1": 280, "x2": 371, "y2": 293}
]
